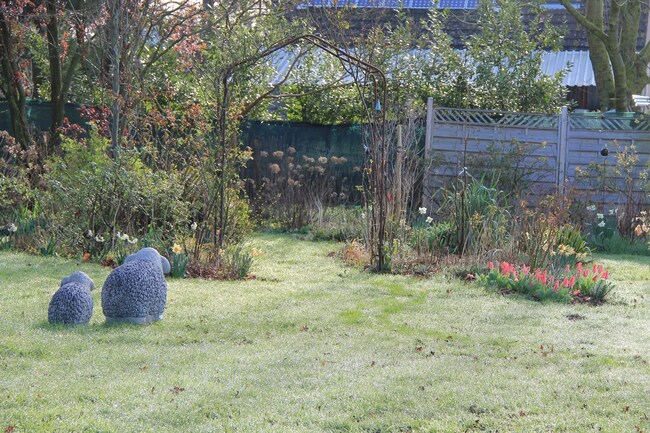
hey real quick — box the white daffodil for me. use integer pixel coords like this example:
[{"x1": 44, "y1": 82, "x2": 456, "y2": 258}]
[
  {"x1": 586, "y1": 205, "x2": 596, "y2": 212},
  {"x1": 418, "y1": 207, "x2": 427, "y2": 215},
  {"x1": 94, "y1": 235, "x2": 105, "y2": 243},
  {"x1": 426, "y1": 216, "x2": 433, "y2": 224},
  {"x1": 191, "y1": 222, "x2": 198, "y2": 231},
  {"x1": 7, "y1": 223, "x2": 17, "y2": 233},
  {"x1": 596, "y1": 213, "x2": 604, "y2": 219},
  {"x1": 598, "y1": 221, "x2": 606, "y2": 228}
]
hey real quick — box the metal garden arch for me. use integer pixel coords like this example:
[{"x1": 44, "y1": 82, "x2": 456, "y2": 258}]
[{"x1": 226, "y1": 34, "x2": 389, "y2": 270}]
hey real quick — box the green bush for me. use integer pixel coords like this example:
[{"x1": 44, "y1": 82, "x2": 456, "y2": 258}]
[
  {"x1": 223, "y1": 245, "x2": 254, "y2": 279},
  {"x1": 40, "y1": 130, "x2": 189, "y2": 258},
  {"x1": 434, "y1": 176, "x2": 511, "y2": 256}
]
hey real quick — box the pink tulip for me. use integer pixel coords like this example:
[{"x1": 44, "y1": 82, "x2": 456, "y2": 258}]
[
  {"x1": 569, "y1": 276, "x2": 576, "y2": 287},
  {"x1": 522, "y1": 264, "x2": 530, "y2": 275},
  {"x1": 577, "y1": 262, "x2": 583, "y2": 273},
  {"x1": 489, "y1": 261, "x2": 494, "y2": 271},
  {"x1": 553, "y1": 281, "x2": 559, "y2": 293},
  {"x1": 562, "y1": 277, "x2": 570, "y2": 288},
  {"x1": 601, "y1": 270, "x2": 609, "y2": 280}
]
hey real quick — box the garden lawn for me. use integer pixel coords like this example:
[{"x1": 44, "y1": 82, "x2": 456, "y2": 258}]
[{"x1": 1, "y1": 233, "x2": 649, "y2": 433}]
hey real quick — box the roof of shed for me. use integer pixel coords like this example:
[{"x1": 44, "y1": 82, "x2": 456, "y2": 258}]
[
  {"x1": 542, "y1": 50, "x2": 594, "y2": 86},
  {"x1": 270, "y1": 49, "x2": 596, "y2": 86}
]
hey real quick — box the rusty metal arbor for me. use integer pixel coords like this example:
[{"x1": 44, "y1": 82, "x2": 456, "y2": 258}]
[{"x1": 238, "y1": 34, "x2": 389, "y2": 271}]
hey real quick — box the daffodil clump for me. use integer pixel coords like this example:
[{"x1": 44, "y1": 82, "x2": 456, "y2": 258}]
[
  {"x1": 1, "y1": 223, "x2": 18, "y2": 249},
  {"x1": 587, "y1": 205, "x2": 618, "y2": 244},
  {"x1": 548, "y1": 243, "x2": 589, "y2": 262},
  {"x1": 170, "y1": 243, "x2": 189, "y2": 278},
  {"x1": 114, "y1": 231, "x2": 139, "y2": 265},
  {"x1": 632, "y1": 210, "x2": 650, "y2": 238}
]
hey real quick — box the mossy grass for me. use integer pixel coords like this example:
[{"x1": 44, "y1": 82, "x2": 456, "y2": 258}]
[{"x1": 1, "y1": 234, "x2": 649, "y2": 432}]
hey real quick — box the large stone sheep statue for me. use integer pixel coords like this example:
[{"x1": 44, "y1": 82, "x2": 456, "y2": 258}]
[
  {"x1": 48, "y1": 271, "x2": 96, "y2": 325},
  {"x1": 101, "y1": 247, "x2": 170, "y2": 325}
]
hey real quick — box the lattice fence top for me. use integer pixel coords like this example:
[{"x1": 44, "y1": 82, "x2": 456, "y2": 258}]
[
  {"x1": 432, "y1": 107, "x2": 559, "y2": 128},
  {"x1": 432, "y1": 107, "x2": 650, "y2": 131},
  {"x1": 570, "y1": 113, "x2": 650, "y2": 131}
]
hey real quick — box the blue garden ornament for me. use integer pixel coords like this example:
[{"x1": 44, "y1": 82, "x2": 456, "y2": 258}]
[{"x1": 375, "y1": 100, "x2": 381, "y2": 112}]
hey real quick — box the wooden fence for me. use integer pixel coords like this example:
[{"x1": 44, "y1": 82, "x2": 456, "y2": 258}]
[{"x1": 423, "y1": 98, "x2": 650, "y2": 211}]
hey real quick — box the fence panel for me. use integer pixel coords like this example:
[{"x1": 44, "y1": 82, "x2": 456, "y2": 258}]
[{"x1": 424, "y1": 102, "x2": 650, "y2": 212}]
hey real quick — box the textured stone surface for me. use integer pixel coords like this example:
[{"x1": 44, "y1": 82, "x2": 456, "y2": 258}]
[
  {"x1": 48, "y1": 271, "x2": 95, "y2": 325},
  {"x1": 61, "y1": 271, "x2": 96, "y2": 290},
  {"x1": 101, "y1": 248, "x2": 168, "y2": 325},
  {"x1": 124, "y1": 247, "x2": 171, "y2": 274}
]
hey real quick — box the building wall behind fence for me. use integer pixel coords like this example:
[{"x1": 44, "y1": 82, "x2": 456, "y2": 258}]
[{"x1": 423, "y1": 99, "x2": 650, "y2": 212}]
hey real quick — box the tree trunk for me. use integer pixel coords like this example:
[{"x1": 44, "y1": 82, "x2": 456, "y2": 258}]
[
  {"x1": 621, "y1": 0, "x2": 646, "y2": 96},
  {"x1": 606, "y1": 0, "x2": 629, "y2": 112},
  {"x1": 109, "y1": 0, "x2": 123, "y2": 154},
  {"x1": 561, "y1": 0, "x2": 647, "y2": 112},
  {"x1": 0, "y1": 14, "x2": 33, "y2": 150},
  {"x1": 585, "y1": 0, "x2": 614, "y2": 111},
  {"x1": 46, "y1": 0, "x2": 64, "y2": 151}
]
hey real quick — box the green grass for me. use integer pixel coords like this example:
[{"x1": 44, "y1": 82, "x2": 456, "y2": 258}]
[{"x1": 1, "y1": 233, "x2": 649, "y2": 432}]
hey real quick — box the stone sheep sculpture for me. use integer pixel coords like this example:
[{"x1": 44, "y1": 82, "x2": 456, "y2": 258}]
[
  {"x1": 48, "y1": 271, "x2": 96, "y2": 325},
  {"x1": 101, "y1": 247, "x2": 170, "y2": 325}
]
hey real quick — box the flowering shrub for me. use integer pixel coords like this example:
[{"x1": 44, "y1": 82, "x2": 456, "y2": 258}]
[{"x1": 478, "y1": 261, "x2": 614, "y2": 303}]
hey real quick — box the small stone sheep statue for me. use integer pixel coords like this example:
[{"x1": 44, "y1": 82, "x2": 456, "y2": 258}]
[
  {"x1": 48, "y1": 271, "x2": 96, "y2": 325},
  {"x1": 101, "y1": 247, "x2": 170, "y2": 325}
]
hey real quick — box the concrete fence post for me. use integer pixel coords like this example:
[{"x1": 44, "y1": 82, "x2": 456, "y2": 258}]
[
  {"x1": 557, "y1": 106, "x2": 569, "y2": 190},
  {"x1": 423, "y1": 97, "x2": 434, "y2": 209}
]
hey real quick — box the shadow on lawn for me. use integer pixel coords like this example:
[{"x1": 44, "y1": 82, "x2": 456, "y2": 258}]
[{"x1": 35, "y1": 319, "x2": 164, "y2": 332}]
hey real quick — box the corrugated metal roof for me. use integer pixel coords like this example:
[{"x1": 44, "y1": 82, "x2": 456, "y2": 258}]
[
  {"x1": 541, "y1": 50, "x2": 594, "y2": 86},
  {"x1": 271, "y1": 49, "x2": 596, "y2": 87}
]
